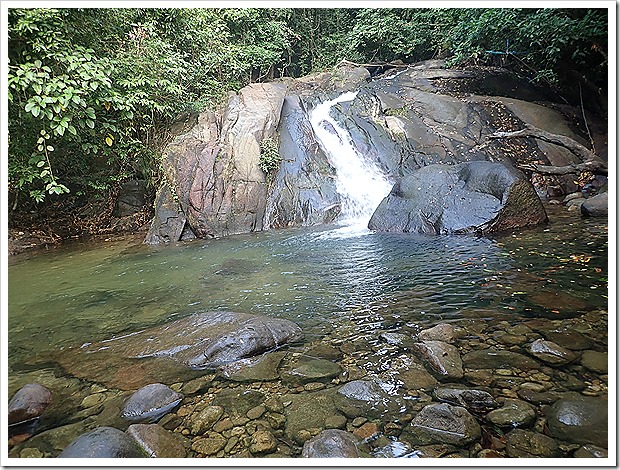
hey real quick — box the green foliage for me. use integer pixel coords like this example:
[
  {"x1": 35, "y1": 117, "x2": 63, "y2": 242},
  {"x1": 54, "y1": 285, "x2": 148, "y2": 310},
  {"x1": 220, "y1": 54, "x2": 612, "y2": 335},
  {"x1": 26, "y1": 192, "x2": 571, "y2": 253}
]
[
  {"x1": 7, "y1": 7, "x2": 608, "y2": 213},
  {"x1": 259, "y1": 136, "x2": 281, "y2": 175}
]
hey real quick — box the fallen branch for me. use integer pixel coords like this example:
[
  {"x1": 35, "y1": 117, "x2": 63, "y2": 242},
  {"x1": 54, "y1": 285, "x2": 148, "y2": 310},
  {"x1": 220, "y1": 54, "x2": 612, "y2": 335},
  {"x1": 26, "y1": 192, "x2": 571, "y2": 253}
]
[
  {"x1": 485, "y1": 123, "x2": 607, "y2": 175},
  {"x1": 517, "y1": 161, "x2": 607, "y2": 176}
]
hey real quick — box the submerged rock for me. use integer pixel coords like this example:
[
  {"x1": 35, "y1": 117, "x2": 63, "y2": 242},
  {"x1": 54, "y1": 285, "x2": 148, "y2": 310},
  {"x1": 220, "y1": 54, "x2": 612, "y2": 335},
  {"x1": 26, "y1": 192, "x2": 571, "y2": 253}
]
[
  {"x1": 58, "y1": 427, "x2": 145, "y2": 458},
  {"x1": 403, "y1": 403, "x2": 481, "y2": 446},
  {"x1": 486, "y1": 398, "x2": 536, "y2": 428},
  {"x1": 301, "y1": 429, "x2": 360, "y2": 458},
  {"x1": 527, "y1": 339, "x2": 577, "y2": 366},
  {"x1": 368, "y1": 161, "x2": 547, "y2": 235},
  {"x1": 545, "y1": 394, "x2": 608, "y2": 448},
  {"x1": 416, "y1": 323, "x2": 457, "y2": 343},
  {"x1": 126, "y1": 424, "x2": 187, "y2": 458},
  {"x1": 121, "y1": 383, "x2": 182, "y2": 423},
  {"x1": 280, "y1": 355, "x2": 342, "y2": 385},
  {"x1": 411, "y1": 340, "x2": 463, "y2": 380},
  {"x1": 334, "y1": 379, "x2": 406, "y2": 419},
  {"x1": 8, "y1": 383, "x2": 53, "y2": 426},
  {"x1": 59, "y1": 312, "x2": 302, "y2": 383},
  {"x1": 505, "y1": 429, "x2": 559, "y2": 458},
  {"x1": 433, "y1": 387, "x2": 499, "y2": 412}
]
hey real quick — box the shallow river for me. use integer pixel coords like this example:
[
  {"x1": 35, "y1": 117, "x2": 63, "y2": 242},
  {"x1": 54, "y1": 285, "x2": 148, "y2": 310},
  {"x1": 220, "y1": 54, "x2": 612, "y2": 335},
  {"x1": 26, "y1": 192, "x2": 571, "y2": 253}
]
[{"x1": 7, "y1": 205, "x2": 609, "y2": 458}]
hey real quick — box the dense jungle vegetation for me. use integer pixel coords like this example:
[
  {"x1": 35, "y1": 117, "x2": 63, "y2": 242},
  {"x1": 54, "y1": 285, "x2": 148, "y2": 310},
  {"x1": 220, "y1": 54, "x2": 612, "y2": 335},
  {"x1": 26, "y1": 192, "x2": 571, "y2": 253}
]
[{"x1": 7, "y1": 7, "x2": 608, "y2": 221}]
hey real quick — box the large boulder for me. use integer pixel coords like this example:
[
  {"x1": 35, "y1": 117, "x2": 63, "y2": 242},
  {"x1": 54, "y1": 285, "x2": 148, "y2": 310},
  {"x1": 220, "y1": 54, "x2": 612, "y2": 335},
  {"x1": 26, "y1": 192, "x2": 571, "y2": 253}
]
[
  {"x1": 56, "y1": 312, "x2": 303, "y2": 389},
  {"x1": 146, "y1": 83, "x2": 288, "y2": 242},
  {"x1": 369, "y1": 161, "x2": 547, "y2": 234}
]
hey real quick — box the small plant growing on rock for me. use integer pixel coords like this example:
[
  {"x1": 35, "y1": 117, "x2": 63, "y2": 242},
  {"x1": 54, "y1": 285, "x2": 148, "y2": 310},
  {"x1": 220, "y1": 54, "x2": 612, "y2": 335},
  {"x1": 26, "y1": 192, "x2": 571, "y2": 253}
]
[{"x1": 259, "y1": 136, "x2": 281, "y2": 175}]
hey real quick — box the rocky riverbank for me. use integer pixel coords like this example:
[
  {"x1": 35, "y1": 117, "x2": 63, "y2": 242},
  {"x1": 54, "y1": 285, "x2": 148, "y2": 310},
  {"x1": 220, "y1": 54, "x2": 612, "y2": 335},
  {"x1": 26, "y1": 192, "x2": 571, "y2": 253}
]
[{"x1": 9, "y1": 304, "x2": 608, "y2": 459}]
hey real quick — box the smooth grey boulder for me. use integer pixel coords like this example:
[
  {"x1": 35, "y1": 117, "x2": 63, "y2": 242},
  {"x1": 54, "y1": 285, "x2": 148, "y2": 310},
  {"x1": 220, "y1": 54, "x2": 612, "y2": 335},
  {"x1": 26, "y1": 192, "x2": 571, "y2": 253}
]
[
  {"x1": 302, "y1": 429, "x2": 360, "y2": 458},
  {"x1": 545, "y1": 394, "x2": 608, "y2": 448},
  {"x1": 581, "y1": 192, "x2": 607, "y2": 217},
  {"x1": 403, "y1": 403, "x2": 481, "y2": 446},
  {"x1": 369, "y1": 161, "x2": 547, "y2": 235},
  {"x1": 77, "y1": 311, "x2": 303, "y2": 371},
  {"x1": 121, "y1": 383, "x2": 182, "y2": 423},
  {"x1": 58, "y1": 427, "x2": 146, "y2": 458}
]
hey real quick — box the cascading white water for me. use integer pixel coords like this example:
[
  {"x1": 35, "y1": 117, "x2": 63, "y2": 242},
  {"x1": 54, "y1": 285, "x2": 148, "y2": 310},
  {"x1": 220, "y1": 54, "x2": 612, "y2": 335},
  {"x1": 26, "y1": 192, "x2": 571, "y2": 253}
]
[{"x1": 309, "y1": 92, "x2": 393, "y2": 231}]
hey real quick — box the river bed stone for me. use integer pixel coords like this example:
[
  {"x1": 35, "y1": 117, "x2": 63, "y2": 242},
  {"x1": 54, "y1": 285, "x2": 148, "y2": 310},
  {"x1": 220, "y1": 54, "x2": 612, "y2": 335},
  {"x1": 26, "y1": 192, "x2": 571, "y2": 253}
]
[
  {"x1": 301, "y1": 429, "x2": 360, "y2": 458},
  {"x1": 411, "y1": 341, "x2": 463, "y2": 380},
  {"x1": 58, "y1": 426, "x2": 146, "y2": 458},
  {"x1": 545, "y1": 394, "x2": 608, "y2": 448},
  {"x1": 402, "y1": 403, "x2": 481, "y2": 446},
  {"x1": 121, "y1": 383, "x2": 183, "y2": 423}
]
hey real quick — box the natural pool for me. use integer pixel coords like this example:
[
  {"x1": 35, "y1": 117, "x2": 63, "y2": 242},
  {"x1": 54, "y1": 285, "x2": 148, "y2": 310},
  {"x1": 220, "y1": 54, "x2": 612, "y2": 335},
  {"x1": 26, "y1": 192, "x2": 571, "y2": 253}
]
[{"x1": 7, "y1": 204, "x2": 609, "y2": 458}]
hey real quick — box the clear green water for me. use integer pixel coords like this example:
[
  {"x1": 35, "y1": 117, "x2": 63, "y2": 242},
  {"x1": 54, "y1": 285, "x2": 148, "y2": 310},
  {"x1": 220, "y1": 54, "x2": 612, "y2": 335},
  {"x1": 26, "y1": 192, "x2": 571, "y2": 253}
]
[{"x1": 8, "y1": 206, "x2": 607, "y2": 394}]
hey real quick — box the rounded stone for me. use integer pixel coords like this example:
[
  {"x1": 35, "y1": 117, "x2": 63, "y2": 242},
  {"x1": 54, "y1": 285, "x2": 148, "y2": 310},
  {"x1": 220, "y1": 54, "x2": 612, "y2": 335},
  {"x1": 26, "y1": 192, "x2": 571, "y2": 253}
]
[
  {"x1": 545, "y1": 394, "x2": 608, "y2": 448},
  {"x1": 249, "y1": 429, "x2": 277, "y2": 455},
  {"x1": 505, "y1": 429, "x2": 559, "y2": 458},
  {"x1": 126, "y1": 423, "x2": 187, "y2": 458},
  {"x1": 302, "y1": 429, "x2": 360, "y2": 458},
  {"x1": 190, "y1": 405, "x2": 225, "y2": 435},
  {"x1": 8, "y1": 383, "x2": 53, "y2": 425},
  {"x1": 486, "y1": 399, "x2": 536, "y2": 428},
  {"x1": 404, "y1": 403, "x2": 481, "y2": 446},
  {"x1": 121, "y1": 383, "x2": 183, "y2": 423},
  {"x1": 580, "y1": 350, "x2": 607, "y2": 373},
  {"x1": 58, "y1": 427, "x2": 145, "y2": 458},
  {"x1": 417, "y1": 323, "x2": 456, "y2": 343},
  {"x1": 191, "y1": 434, "x2": 227, "y2": 455}
]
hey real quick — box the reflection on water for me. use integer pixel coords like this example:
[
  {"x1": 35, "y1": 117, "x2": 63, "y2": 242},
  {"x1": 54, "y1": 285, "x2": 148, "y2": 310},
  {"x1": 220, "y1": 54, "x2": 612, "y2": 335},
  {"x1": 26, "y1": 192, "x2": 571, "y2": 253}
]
[{"x1": 8, "y1": 206, "x2": 607, "y2": 393}]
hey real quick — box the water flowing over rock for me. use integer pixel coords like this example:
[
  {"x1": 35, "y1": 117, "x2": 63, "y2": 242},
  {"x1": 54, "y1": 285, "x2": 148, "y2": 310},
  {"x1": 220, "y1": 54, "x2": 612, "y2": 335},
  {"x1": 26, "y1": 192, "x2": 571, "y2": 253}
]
[
  {"x1": 368, "y1": 161, "x2": 547, "y2": 234},
  {"x1": 146, "y1": 61, "x2": 597, "y2": 243}
]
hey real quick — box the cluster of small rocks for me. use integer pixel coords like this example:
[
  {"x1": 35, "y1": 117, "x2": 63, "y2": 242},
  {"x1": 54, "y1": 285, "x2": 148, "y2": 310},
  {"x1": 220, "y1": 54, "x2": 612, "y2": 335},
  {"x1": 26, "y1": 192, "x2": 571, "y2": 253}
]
[{"x1": 8, "y1": 307, "x2": 608, "y2": 460}]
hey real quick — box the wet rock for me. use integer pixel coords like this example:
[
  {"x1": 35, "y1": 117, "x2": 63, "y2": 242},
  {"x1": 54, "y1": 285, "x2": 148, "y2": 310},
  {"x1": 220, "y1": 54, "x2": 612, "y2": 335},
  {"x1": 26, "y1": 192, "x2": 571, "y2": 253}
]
[
  {"x1": 304, "y1": 343, "x2": 343, "y2": 361},
  {"x1": 505, "y1": 429, "x2": 559, "y2": 458},
  {"x1": 573, "y1": 444, "x2": 609, "y2": 458},
  {"x1": 334, "y1": 379, "x2": 406, "y2": 419},
  {"x1": 70, "y1": 312, "x2": 303, "y2": 375},
  {"x1": 219, "y1": 351, "x2": 286, "y2": 382},
  {"x1": 280, "y1": 355, "x2": 342, "y2": 385},
  {"x1": 58, "y1": 427, "x2": 146, "y2": 458},
  {"x1": 545, "y1": 394, "x2": 608, "y2": 447},
  {"x1": 416, "y1": 323, "x2": 456, "y2": 343},
  {"x1": 126, "y1": 424, "x2": 187, "y2": 457},
  {"x1": 283, "y1": 389, "x2": 340, "y2": 444},
  {"x1": 412, "y1": 341, "x2": 463, "y2": 380},
  {"x1": 188, "y1": 406, "x2": 224, "y2": 435},
  {"x1": 581, "y1": 192, "x2": 607, "y2": 217},
  {"x1": 352, "y1": 422, "x2": 379, "y2": 441},
  {"x1": 412, "y1": 443, "x2": 457, "y2": 458},
  {"x1": 369, "y1": 161, "x2": 547, "y2": 235},
  {"x1": 379, "y1": 332, "x2": 412, "y2": 347},
  {"x1": 181, "y1": 376, "x2": 213, "y2": 395},
  {"x1": 301, "y1": 429, "x2": 360, "y2": 458},
  {"x1": 403, "y1": 403, "x2": 481, "y2": 446},
  {"x1": 8, "y1": 383, "x2": 53, "y2": 425},
  {"x1": 516, "y1": 389, "x2": 562, "y2": 405},
  {"x1": 372, "y1": 440, "x2": 416, "y2": 458},
  {"x1": 462, "y1": 349, "x2": 538, "y2": 370},
  {"x1": 580, "y1": 350, "x2": 607, "y2": 373},
  {"x1": 486, "y1": 398, "x2": 536, "y2": 428},
  {"x1": 113, "y1": 180, "x2": 146, "y2": 217},
  {"x1": 212, "y1": 388, "x2": 265, "y2": 419},
  {"x1": 433, "y1": 387, "x2": 499, "y2": 412},
  {"x1": 393, "y1": 361, "x2": 438, "y2": 391},
  {"x1": 191, "y1": 433, "x2": 227, "y2": 456},
  {"x1": 527, "y1": 339, "x2": 577, "y2": 365},
  {"x1": 121, "y1": 383, "x2": 182, "y2": 423},
  {"x1": 249, "y1": 429, "x2": 278, "y2": 455},
  {"x1": 13, "y1": 421, "x2": 90, "y2": 457}
]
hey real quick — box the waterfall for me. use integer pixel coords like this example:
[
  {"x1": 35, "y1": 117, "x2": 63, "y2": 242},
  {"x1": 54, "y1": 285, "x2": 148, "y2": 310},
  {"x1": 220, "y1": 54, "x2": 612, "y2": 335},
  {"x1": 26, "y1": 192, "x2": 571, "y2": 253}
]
[{"x1": 309, "y1": 92, "x2": 393, "y2": 231}]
